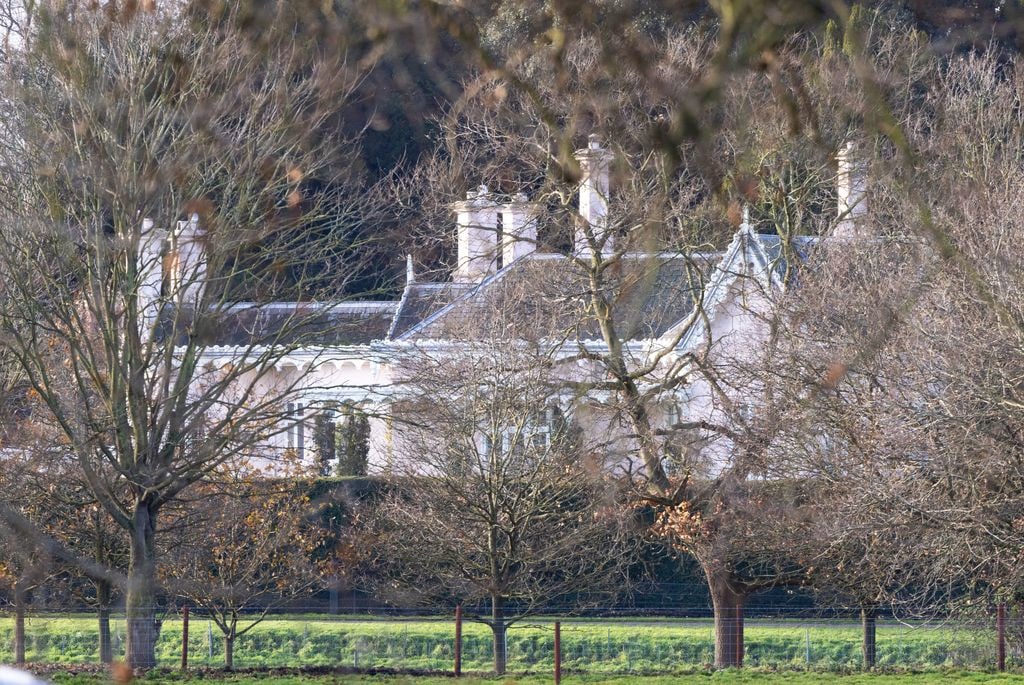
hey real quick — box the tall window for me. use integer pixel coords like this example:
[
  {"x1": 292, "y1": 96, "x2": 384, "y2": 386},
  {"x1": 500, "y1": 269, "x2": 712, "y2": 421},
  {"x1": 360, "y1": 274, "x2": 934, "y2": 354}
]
[
  {"x1": 531, "y1": 404, "x2": 566, "y2": 450},
  {"x1": 286, "y1": 402, "x2": 305, "y2": 458},
  {"x1": 666, "y1": 401, "x2": 681, "y2": 430},
  {"x1": 482, "y1": 402, "x2": 572, "y2": 458}
]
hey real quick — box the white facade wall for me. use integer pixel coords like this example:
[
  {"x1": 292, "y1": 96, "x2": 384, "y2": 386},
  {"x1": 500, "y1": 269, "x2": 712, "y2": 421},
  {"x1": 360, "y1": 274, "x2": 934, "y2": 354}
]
[
  {"x1": 669, "y1": 278, "x2": 776, "y2": 475},
  {"x1": 183, "y1": 224, "x2": 791, "y2": 479},
  {"x1": 201, "y1": 264, "x2": 781, "y2": 478}
]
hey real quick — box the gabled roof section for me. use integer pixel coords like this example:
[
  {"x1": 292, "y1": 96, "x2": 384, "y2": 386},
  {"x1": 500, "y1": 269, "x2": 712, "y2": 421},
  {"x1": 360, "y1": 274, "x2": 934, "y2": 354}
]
[
  {"x1": 399, "y1": 252, "x2": 718, "y2": 343},
  {"x1": 670, "y1": 224, "x2": 819, "y2": 353},
  {"x1": 394, "y1": 256, "x2": 535, "y2": 341}
]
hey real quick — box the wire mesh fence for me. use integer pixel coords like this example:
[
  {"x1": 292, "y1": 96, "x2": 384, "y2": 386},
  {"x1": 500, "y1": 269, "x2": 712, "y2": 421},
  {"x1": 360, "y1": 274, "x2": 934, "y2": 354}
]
[{"x1": 0, "y1": 609, "x2": 1015, "y2": 673}]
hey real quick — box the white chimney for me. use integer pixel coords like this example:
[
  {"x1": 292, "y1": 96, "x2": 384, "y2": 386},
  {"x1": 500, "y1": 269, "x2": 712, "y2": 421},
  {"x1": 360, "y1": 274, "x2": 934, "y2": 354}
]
[
  {"x1": 452, "y1": 185, "x2": 498, "y2": 283},
  {"x1": 172, "y1": 213, "x2": 206, "y2": 304},
  {"x1": 405, "y1": 254, "x2": 416, "y2": 284},
  {"x1": 574, "y1": 134, "x2": 614, "y2": 257},
  {"x1": 138, "y1": 217, "x2": 167, "y2": 334},
  {"x1": 835, "y1": 140, "x2": 868, "y2": 239},
  {"x1": 501, "y1": 193, "x2": 537, "y2": 265}
]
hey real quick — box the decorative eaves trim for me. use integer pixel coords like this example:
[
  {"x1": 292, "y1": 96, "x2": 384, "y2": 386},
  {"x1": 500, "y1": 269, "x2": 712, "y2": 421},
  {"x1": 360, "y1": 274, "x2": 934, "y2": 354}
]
[{"x1": 385, "y1": 282, "x2": 415, "y2": 341}]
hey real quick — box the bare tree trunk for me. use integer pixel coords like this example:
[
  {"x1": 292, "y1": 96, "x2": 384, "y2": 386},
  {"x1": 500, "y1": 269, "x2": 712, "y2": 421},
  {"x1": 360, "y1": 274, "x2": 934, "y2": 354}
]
[
  {"x1": 490, "y1": 595, "x2": 507, "y2": 675},
  {"x1": 94, "y1": 502, "x2": 114, "y2": 665},
  {"x1": 624, "y1": 393, "x2": 671, "y2": 493},
  {"x1": 14, "y1": 582, "x2": 25, "y2": 665},
  {"x1": 861, "y1": 606, "x2": 876, "y2": 670},
  {"x1": 97, "y1": 579, "x2": 112, "y2": 664},
  {"x1": 126, "y1": 501, "x2": 159, "y2": 670},
  {"x1": 224, "y1": 633, "x2": 235, "y2": 670},
  {"x1": 707, "y1": 566, "x2": 745, "y2": 669}
]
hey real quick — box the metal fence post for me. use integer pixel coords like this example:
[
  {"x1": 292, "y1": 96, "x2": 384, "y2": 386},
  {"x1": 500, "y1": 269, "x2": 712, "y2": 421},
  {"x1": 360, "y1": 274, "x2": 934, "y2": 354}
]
[{"x1": 735, "y1": 604, "x2": 744, "y2": 667}]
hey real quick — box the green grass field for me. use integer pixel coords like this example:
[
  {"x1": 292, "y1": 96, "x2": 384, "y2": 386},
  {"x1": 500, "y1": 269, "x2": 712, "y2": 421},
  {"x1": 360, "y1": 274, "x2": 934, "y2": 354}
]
[
  {"x1": 0, "y1": 615, "x2": 1006, "y2": 673},
  {"x1": 40, "y1": 671, "x2": 1024, "y2": 685}
]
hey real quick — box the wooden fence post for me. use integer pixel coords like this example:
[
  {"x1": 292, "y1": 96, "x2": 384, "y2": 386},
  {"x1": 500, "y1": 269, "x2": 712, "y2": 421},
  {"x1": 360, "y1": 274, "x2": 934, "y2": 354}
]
[
  {"x1": 554, "y1": 621, "x2": 561, "y2": 685},
  {"x1": 998, "y1": 603, "x2": 1007, "y2": 672},
  {"x1": 181, "y1": 606, "x2": 189, "y2": 672},
  {"x1": 454, "y1": 604, "x2": 463, "y2": 677}
]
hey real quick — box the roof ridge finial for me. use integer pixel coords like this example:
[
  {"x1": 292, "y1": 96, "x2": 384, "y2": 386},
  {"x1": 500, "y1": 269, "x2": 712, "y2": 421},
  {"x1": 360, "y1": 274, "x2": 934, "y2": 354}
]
[
  {"x1": 741, "y1": 204, "x2": 751, "y2": 230},
  {"x1": 406, "y1": 254, "x2": 415, "y2": 284}
]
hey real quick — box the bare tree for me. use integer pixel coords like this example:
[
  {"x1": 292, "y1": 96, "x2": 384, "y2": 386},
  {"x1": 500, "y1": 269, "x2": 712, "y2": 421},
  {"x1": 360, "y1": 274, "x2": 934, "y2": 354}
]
[
  {"x1": 0, "y1": 0, "x2": 1017, "y2": 675},
  {"x1": 36, "y1": 463, "x2": 127, "y2": 665},
  {"x1": 0, "y1": 450, "x2": 59, "y2": 665},
  {"x1": 759, "y1": 45, "x2": 1024, "y2": 664},
  {"x1": 163, "y1": 465, "x2": 331, "y2": 669},
  {"x1": 358, "y1": 336, "x2": 640, "y2": 675},
  {"x1": 397, "y1": 42, "x2": 840, "y2": 662},
  {"x1": 0, "y1": 5, "x2": 385, "y2": 668}
]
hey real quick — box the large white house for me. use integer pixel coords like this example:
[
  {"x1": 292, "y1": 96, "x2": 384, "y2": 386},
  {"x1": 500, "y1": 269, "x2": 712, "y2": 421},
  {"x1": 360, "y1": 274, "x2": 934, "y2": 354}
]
[{"x1": 150, "y1": 137, "x2": 866, "y2": 476}]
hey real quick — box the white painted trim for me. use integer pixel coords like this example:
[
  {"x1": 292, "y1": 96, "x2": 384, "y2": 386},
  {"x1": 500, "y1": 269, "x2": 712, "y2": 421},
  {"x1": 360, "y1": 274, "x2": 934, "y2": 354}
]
[{"x1": 219, "y1": 301, "x2": 398, "y2": 312}]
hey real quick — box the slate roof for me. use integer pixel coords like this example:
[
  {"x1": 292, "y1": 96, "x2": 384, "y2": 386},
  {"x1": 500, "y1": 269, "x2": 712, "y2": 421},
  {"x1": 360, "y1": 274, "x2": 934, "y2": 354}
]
[
  {"x1": 174, "y1": 230, "x2": 820, "y2": 349},
  {"x1": 165, "y1": 301, "x2": 398, "y2": 347},
  {"x1": 398, "y1": 252, "x2": 719, "y2": 343},
  {"x1": 386, "y1": 282, "x2": 475, "y2": 340},
  {"x1": 752, "y1": 234, "x2": 820, "y2": 285}
]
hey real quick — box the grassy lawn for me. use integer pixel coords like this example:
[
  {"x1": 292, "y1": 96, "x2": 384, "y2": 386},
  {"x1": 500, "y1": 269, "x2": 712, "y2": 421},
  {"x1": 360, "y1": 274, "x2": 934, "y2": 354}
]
[
  {"x1": 0, "y1": 615, "x2": 1003, "y2": 673},
  {"x1": 40, "y1": 670, "x2": 1024, "y2": 685}
]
